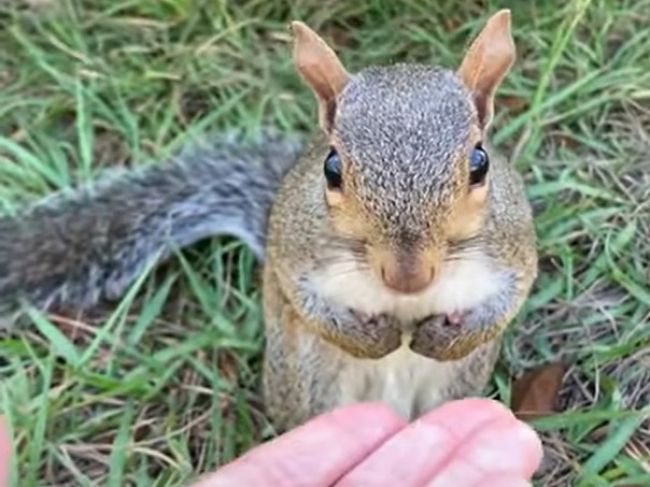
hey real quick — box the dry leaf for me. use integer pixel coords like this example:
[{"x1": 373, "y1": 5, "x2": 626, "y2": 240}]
[
  {"x1": 511, "y1": 362, "x2": 565, "y2": 420},
  {"x1": 588, "y1": 424, "x2": 609, "y2": 442},
  {"x1": 323, "y1": 26, "x2": 351, "y2": 48}
]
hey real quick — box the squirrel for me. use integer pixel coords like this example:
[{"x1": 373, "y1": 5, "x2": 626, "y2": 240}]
[{"x1": 0, "y1": 10, "x2": 537, "y2": 431}]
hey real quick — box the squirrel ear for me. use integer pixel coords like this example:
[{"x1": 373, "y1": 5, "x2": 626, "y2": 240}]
[
  {"x1": 457, "y1": 10, "x2": 515, "y2": 130},
  {"x1": 291, "y1": 21, "x2": 349, "y2": 133}
]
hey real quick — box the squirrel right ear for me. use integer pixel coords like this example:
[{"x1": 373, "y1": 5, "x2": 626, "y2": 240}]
[
  {"x1": 457, "y1": 10, "x2": 515, "y2": 130},
  {"x1": 291, "y1": 21, "x2": 349, "y2": 133}
]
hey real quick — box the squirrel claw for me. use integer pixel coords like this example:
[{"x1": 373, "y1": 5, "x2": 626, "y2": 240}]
[
  {"x1": 443, "y1": 311, "x2": 464, "y2": 327},
  {"x1": 325, "y1": 307, "x2": 401, "y2": 359}
]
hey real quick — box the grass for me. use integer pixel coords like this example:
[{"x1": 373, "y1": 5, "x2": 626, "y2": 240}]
[{"x1": 0, "y1": 0, "x2": 649, "y2": 485}]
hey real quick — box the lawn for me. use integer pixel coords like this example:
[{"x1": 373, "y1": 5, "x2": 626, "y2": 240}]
[{"x1": 0, "y1": 0, "x2": 649, "y2": 485}]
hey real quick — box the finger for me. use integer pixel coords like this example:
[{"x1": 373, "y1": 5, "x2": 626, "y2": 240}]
[
  {"x1": 426, "y1": 417, "x2": 542, "y2": 486},
  {"x1": 337, "y1": 398, "x2": 509, "y2": 486},
  {"x1": 336, "y1": 398, "x2": 538, "y2": 487},
  {"x1": 191, "y1": 402, "x2": 406, "y2": 487},
  {"x1": 457, "y1": 415, "x2": 541, "y2": 478},
  {"x1": 0, "y1": 416, "x2": 10, "y2": 486}
]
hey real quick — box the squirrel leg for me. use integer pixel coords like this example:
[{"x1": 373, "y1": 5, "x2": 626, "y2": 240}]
[
  {"x1": 410, "y1": 280, "x2": 518, "y2": 361},
  {"x1": 289, "y1": 279, "x2": 402, "y2": 359}
]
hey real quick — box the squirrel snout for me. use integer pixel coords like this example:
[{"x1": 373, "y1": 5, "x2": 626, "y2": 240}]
[{"x1": 380, "y1": 260, "x2": 435, "y2": 294}]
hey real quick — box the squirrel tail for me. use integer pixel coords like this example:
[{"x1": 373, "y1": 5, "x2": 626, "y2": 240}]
[{"x1": 0, "y1": 131, "x2": 303, "y2": 313}]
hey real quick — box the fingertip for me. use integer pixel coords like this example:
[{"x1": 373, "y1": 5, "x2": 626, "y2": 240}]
[
  {"x1": 413, "y1": 397, "x2": 516, "y2": 444},
  {"x1": 513, "y1": 420, "x2": 544, "y2": 477},
  {"x1": 328, "y1": 401, "x2": 407, "y2": 430},
  {"x1": 460, "y1": 416, "x2": 543, "y2": 479},
  {"x1": 418, "y1": 398, "x2": 514, "y2": 425},
  {"x1": 415, "y1": 399, "x2": 542, "y2": 481}
]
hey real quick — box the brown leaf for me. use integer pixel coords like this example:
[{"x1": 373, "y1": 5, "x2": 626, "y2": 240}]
[
  {"x1": 511, "y1": 363, "x2": 565, "y2": 420},
  {"x1": 551, "y1": 133, "x2": 581, "y2": 150},
  {"x1": 588, "y1": 424, "x2": 609, "y2": 442},
  {"x1": 323, "y1": 26, "x2": 351, "y2": 48}
]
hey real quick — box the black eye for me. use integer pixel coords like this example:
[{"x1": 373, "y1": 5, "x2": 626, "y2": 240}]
[
  {"x1": 469, "y1": 144, "x2": 489, "y2": 186},
  {"x1": 324, "y1": 148, "x2": 342, "y2": 189}
]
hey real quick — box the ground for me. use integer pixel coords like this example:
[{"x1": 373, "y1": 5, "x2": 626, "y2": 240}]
[{"x1": 0, "y1": 0, "x2": 649, "y2": 485}]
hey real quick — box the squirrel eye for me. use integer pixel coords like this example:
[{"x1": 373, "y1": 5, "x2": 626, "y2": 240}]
[
  {"x1": 469, "y1": 144, "x2": 489, "y2": 186},
  {"x1": 324, "y1": 148, "x2": 342, "y2": 189}
]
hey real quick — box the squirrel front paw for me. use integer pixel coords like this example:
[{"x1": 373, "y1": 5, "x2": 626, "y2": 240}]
[
  {"x1": 409, "y1": 309, "x2": 504, "y2": 361},
  {"x1": 325, "y1": 307, "x2": 402, "y2": 359}
]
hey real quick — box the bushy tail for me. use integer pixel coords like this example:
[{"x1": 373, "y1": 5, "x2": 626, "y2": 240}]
[{"x1": 0, "y1": 132, "x2": 303, "y2": 313}]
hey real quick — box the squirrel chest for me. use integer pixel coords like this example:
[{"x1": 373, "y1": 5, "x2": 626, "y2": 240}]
[
  {"x1": 336, "y1": 341, "x2": 496, "y2": 419},
  {"x1": 314, "y1": 255, "x2": 505, "y2": 418}
]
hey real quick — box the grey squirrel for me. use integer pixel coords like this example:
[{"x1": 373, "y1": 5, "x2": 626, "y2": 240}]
[{"x1": 0, "y1": 10, "x2": 537, "y2": 431}]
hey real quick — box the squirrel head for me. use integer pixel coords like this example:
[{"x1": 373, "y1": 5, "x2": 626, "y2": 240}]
[{"x1": 291, "y1": 11, "x2": 515, "y2": 295}]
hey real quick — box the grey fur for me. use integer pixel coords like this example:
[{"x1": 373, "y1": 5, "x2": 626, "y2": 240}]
[
  {"x1": 335, "y1": 65, "x2": 473, "y2": 242},
  {"x1": 0, "y1": 132, "x2": 303, "y2": 313},
  {"x1": 293, "y1": 278, "x2": 401, "y2": 358},
  {"x1": 263, "y1": 62, "x2": 538, "y2": 429}
]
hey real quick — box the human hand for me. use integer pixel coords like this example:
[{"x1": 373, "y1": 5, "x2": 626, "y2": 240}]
[
  {"x1": 0, "y1": 416, "x2": 9, "y2": 486},
  {"x1": 191, "y1": 398, "x2": 542, "y2": 486},
  {"x1": 0, "y1": 398, "x2": 542, "y2": 486}
]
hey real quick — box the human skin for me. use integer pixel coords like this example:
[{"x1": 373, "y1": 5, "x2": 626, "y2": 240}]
[
  {"x1": 0, "y1": 417, "x2": 8, "y2": 487},
  {"x1": 191, "y1": 398, "x2": 542, "y2": 487},
  {"x1": 0, "y1": 399, "x2": 542, "y2": 487}
]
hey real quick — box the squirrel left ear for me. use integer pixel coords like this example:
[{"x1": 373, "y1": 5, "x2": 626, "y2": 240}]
[
  {"x1": 291, "y1": 21, "x2": 350, "y2": 134},
  {"x1": 457, "y1": 10, "x2": 515, "y2": 130}
]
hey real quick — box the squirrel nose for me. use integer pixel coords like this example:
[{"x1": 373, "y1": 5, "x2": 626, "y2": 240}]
[{"x1": 380, "y1": 262, "x2": 435, "y2": 294}]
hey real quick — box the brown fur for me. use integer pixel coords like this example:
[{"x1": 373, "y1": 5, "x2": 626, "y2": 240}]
[{"x1": 263, "y1": 11, "x2": 538, "y2": 430}]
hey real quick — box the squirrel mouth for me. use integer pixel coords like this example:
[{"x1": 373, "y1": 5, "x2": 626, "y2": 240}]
[{"x1": 380, "y1": 267, "x2": 435, "y2": 295}]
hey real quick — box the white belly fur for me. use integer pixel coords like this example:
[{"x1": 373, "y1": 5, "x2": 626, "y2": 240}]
[
  {"x1": 338, "y1": 340, "x2": 468, "y2": 419},
  {"x1": 313, "y1": 256, "x2": 503, "y2": 418}
]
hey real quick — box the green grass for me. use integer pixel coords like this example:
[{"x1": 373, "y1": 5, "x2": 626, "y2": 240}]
[{"x1": 0, "y1": 0, "x2": 649, "y2": 485}]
